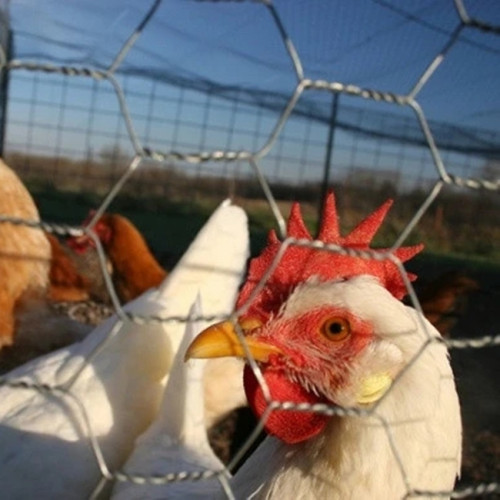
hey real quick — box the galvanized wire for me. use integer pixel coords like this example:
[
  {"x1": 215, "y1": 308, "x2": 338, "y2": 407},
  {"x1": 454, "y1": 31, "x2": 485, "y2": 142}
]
[{"x1": 0, "y1": 0, "x2": 498, "y2": 498}]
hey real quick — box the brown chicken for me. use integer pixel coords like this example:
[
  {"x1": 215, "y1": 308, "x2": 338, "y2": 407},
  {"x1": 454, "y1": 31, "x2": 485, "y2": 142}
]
[
  {"x1": 0, "y1": 159, "x2": 51, "y2": 347},
  {"x1": 0, "y1": 232, "x2": 107, "y2": 372},
  {"x1": 46, "y1": 232, "x2": 91, "y2": 302},
  {"x1": 68, "y1": 212, "x2": 167, "y2": 303}
]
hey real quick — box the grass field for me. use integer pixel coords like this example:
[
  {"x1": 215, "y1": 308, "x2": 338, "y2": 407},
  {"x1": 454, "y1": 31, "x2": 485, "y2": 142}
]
[{"x1": 32, "y1": 184, "x2": 500, "y2": 279}]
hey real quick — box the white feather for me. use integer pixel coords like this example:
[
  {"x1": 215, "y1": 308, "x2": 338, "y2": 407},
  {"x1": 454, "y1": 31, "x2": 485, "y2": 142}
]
[{"x1": 0, "y1": 199, "x2": 249, "y2": 499}]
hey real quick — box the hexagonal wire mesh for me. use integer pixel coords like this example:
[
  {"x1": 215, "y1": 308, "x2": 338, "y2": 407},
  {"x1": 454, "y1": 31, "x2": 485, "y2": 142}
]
[{"x1": 0, "y1": 0, "x2": 499, "y2": 498}]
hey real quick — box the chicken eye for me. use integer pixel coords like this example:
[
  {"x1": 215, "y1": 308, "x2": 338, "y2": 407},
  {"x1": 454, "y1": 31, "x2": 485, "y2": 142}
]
[{"x1": 321, "y1": 317, "x2": 350, "y2": 341}]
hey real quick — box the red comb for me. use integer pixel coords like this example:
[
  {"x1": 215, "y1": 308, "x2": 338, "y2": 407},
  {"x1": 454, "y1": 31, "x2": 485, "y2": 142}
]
[
  {"x1": 237, "y1": 192, "x2": 423, "y2": 320},
  {"x1": 66, "y1": 210, "x2": 100, "y2": 253}
]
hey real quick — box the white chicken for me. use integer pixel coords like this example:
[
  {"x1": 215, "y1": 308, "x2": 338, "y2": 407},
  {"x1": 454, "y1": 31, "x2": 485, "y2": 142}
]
[
  {"x1": 0, "y1": 199, "x2": 249, "y2": 499},
  {"x1": 112, "y1": 296, "x2": 227, "y2": 500},
  {"x1": 183, "y1": 192, "x2": 462, "y2": 499}
]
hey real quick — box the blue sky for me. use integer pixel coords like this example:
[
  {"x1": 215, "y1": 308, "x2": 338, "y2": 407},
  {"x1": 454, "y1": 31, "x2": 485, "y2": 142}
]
[
  {"x1": 9, "y1": 0, "x2": 500, "y2": 122},
  {"x1": 4, "y1": 0, "x2": 500, "y2": 188}
]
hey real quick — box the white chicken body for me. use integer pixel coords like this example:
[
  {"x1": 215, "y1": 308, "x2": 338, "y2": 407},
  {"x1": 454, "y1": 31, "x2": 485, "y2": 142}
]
[
  {"x1": 230, "y1": 276, "x2": 462, "y2": 499},
  {"x1": 0, "y1": 200, "x2": 249, "y2": 499}
]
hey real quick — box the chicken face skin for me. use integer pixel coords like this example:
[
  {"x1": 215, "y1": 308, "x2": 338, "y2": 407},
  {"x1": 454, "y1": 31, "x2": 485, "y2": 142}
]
[
  {"x1": 240, "y1": 281, "x2": 376, "y2": 444},
  {"x1": 66, "y1": 213, "x2": 111, "y2": 254}
]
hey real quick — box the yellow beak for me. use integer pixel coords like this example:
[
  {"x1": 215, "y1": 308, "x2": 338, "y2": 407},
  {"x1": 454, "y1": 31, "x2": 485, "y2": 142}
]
[{"x1": 184, "y1": 319, "x2": 282, "y2": 363}]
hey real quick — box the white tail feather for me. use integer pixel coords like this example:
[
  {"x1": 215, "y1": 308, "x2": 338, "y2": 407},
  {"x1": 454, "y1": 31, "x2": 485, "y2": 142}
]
[{"x1": 111, "y1": 297, "x2": 224, "y2": 500}]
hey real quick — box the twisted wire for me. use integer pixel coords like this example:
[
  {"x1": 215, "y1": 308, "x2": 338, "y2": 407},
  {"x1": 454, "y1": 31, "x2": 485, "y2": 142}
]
[{"x1": 1, "y1": 0, "x2": 498, "y2": 497}]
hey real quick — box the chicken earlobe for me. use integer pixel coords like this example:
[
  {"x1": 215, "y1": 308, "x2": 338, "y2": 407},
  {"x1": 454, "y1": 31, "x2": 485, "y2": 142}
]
[{"x1": 356, "y1": 372, "x2": 392, "y2": 404}]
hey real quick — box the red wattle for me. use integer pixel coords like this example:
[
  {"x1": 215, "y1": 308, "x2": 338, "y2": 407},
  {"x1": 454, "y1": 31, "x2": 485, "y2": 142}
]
[{"x1": 243, "y1": 365, "x2": 329, "y2": 445}]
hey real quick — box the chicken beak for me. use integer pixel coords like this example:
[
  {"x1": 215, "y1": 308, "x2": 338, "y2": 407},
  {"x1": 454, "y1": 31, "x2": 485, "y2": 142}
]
[{"x1": 185, "y1": 319, "x2": 282, "y2": 363}]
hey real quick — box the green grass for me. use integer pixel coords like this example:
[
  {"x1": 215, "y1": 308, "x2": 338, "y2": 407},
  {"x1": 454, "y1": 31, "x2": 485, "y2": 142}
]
[{"x1": 31, "y1": 185, "x2": 499, "y2": 286}]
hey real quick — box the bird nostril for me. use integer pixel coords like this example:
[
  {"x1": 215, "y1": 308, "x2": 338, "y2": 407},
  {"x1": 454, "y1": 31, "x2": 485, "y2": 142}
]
[{"x1": 239, "y1": 317, "x2": 263, "y2": 333}]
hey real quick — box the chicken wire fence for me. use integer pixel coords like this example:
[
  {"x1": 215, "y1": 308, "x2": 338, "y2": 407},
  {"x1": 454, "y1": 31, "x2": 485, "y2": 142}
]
[{"x1": 0, "y1": 0, "x2": 499, "y2": 498}]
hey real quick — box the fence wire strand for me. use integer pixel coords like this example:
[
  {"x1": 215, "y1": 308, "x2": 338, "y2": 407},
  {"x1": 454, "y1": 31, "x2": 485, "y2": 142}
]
[{"x1": 0, "y1": 0, "x2": 499, "y2": 498}]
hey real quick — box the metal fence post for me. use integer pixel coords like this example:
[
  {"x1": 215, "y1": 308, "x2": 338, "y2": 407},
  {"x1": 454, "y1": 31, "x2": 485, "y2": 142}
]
[
  {"x1": 0, "y1": 3, "x2": 11, "y2": 159},
  {"x1": 320, "y1": 92, "x2": 339, "y2": 214}
]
